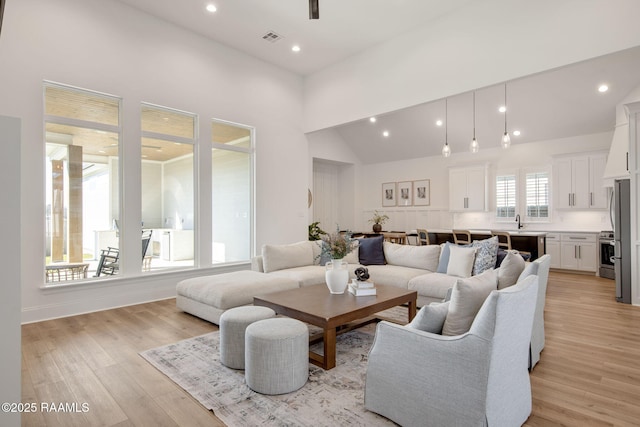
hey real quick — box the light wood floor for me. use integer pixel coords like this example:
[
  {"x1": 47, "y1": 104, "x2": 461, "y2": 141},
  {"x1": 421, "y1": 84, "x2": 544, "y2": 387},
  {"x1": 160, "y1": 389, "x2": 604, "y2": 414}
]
[{"x1": 21, "y1": 272, "x2": 640, "y2": 426}]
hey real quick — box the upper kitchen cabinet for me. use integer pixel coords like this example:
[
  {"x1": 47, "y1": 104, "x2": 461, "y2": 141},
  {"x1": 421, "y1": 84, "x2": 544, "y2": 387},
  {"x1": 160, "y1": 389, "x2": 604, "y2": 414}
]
[
  {"x1": 449, "y1": 165, "x2": 487, "y2": 212},
  {"x1": 554, "y1": 152, "x2": 608, "y2": 210}
]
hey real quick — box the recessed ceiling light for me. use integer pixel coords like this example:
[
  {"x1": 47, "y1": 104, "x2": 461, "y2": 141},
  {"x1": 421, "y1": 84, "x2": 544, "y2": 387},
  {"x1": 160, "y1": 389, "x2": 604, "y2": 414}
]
[
  {"x1": 498, "y1": 106, "x2": 506, "y2": 113},
  {"x1": 598, "y1": 84, "x2": 609, "y2": 93},
  {"x1": 436, "y1": 120, "x2": 443, "y2": 126},
  {"x1": 206, "y1": 4, "x2": 217, "y2": 13},
  {"x1": 291, "y1": 45, "x2": 301, "y2": 53},
  {"x1": 369, "y1": 117, "x2": 377, "y2": 123},
  {"x1": 513, "y1": 130, "x2": 521, "y2": 136},
  {"x1": 382, "y1": 131, "x2": 389, "y2": 137}
]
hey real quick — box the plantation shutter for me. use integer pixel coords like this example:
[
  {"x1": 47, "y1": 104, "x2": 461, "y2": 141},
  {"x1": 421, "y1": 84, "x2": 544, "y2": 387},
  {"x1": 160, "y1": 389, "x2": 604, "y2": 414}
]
[
  {"x1": 496, "y1": 175, "x2": 516, "y2": 218},
  {"x1": 526, "y1": 172, "x2": 549, "y2": 218}
]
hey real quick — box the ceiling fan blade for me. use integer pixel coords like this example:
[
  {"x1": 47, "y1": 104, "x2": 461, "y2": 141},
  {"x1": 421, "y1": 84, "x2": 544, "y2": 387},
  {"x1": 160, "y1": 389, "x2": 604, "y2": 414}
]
[{"x1": 309, "y1": 0, "x2": 319, "y2": 19}]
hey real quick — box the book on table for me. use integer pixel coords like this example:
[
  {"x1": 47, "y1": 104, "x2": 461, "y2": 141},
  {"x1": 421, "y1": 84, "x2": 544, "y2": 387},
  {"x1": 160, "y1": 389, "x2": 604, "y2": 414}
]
[{"x1": 349, "y1": 280, "x2": 376, "y2": 296}]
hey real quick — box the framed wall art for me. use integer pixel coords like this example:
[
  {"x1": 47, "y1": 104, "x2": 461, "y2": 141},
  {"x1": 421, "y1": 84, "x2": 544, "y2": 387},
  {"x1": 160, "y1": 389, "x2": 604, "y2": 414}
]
[
  {"x1": 413, "y1": 179, "x2": 430, "y2": 206},
  {"x1": 397, "y1": 181, "x2": 413, "y2": 206},
  {"x1": 381, "y1": 182, "x2": 396, "y2": 206}
]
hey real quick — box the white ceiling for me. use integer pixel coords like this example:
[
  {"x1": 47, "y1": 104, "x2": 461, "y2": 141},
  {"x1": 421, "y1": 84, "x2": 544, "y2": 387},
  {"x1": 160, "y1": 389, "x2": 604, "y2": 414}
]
[
  {"x1": 116, "y1": 0, "x2": 640, "y2": 164},
  {"x1": 117, "y1": 0, "x2": 474, "y2": 76}
]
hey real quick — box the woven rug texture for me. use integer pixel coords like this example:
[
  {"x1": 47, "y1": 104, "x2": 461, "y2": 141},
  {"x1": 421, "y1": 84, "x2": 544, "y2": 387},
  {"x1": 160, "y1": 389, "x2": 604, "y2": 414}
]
[{"x1": 140, "y1": 308, "x2": 409, "y2": 426}]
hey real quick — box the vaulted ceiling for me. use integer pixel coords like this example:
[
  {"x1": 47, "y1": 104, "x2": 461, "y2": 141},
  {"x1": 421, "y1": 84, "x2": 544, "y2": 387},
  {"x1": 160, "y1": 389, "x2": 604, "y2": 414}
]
[{"x1": 116, "y1": 0, "x2": 640, "y2": 163}]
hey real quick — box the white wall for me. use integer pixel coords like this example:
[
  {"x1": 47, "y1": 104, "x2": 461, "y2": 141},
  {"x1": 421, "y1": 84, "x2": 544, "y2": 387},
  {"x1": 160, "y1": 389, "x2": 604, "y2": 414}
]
[
  {"x1": 307, "y1": 128, "x2": 363, "y2": 230},
  {"x1": 358, "y1": 131, "x2": 613, "y2": 232},
  {"x1": 0, "y1": 0, "x2": 308, "y2": 322},
  {"x1": 0, "y1": 116, "x2": 21, "y2": 427},
  {"x1": 304, "y1": 0, "x2": 640, "y2": 133}
]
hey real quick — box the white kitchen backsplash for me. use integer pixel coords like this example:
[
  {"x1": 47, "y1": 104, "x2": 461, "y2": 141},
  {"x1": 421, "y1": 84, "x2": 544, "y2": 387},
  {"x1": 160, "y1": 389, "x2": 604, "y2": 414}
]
[{"x1": 453, "y1": 210, "x2": 611, "y2": 232}]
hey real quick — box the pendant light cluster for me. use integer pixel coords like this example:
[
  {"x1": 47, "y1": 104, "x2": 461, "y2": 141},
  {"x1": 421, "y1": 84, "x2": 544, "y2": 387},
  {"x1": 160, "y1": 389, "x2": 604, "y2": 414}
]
[{"x1": 440, "y1": 83, "x2": 513, "y2": 158}]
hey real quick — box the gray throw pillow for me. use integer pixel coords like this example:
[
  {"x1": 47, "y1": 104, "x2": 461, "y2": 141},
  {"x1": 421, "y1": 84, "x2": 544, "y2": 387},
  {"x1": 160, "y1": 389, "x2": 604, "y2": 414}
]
[
  {"x1": 442, "y1": 269, "x2": 498, "y2": 336},
  {"x1": 408, "y1": 301, "x2": 450, "y2": 334},
  {"x1": 497, "y1": 250, "x2": 526, "y2": 289}
]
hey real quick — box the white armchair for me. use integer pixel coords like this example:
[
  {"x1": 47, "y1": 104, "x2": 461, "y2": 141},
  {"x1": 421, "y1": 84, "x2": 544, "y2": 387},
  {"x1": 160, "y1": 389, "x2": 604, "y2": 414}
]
[{"x1": 364, "y1": 275, "x2": 538, "y2": 427}]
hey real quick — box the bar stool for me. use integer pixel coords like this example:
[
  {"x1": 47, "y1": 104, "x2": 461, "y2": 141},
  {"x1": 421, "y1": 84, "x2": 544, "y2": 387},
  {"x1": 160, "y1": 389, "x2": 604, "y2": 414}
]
[
  {"x1": 416, "y1": 229, "x2": 430, "y2": 245},
  {"x1": 452, "y1": 230, "x2": 471, "y2": 245},
  {"x1": 491, "y1": 230, "x2": 531, "y2": 260}
]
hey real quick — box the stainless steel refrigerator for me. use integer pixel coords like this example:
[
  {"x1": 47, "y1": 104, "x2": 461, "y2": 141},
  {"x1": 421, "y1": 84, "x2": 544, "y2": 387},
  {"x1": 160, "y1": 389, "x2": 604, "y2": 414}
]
[{"x1": 611, "y1": 179, "x2": 632, "y2": 303}]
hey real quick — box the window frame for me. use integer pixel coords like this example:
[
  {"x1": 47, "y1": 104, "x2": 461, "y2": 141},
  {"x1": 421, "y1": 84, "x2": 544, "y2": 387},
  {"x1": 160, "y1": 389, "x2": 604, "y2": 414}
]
[
  {"x1": 43, "y1": 81, "x2": 123, "y2": 285},
  {"x1": 211, "y1": 118, "x2": 256, "y2": 265},
  {"x1": 522, "y1": 166, "x2": 551, "y2": 223},
  {"x1": 495, "y1": 169, "x2": 518, "y2": 222}
]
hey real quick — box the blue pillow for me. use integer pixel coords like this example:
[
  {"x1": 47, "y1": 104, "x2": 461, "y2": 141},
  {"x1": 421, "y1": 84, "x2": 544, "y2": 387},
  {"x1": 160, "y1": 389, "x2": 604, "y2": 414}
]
[
  {"x1": 357, "y1": 235, "x2": 385, "y2": 265},
  {"x1": 436, "y1": 242, "x2": 454, "y2": 273}
]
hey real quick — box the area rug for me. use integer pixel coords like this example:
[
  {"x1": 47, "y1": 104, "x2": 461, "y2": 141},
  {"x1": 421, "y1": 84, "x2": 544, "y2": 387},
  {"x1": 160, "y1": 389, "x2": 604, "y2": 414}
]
[{"x1": 140, "y1": 312, "x2": 408, "y2": 426}]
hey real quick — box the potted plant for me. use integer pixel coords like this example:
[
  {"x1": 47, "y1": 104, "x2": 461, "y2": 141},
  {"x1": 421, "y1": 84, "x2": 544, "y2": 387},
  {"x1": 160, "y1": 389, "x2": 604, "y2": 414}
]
[
  {"x1": 320, "y1": 227, "x2": 357, "y2": 294},
  {"x1": 368, "y1": 210, "x2": 389, "y2": 233},
  {"x1": 308, "y1": 221, "x2": 327, "y2": 241}
]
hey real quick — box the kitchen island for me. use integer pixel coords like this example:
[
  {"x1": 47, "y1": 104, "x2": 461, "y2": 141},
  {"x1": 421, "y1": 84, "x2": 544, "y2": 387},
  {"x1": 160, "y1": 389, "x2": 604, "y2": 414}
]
[{"x1": 426, "y1": 229, "x2": 547, "y2": 261}]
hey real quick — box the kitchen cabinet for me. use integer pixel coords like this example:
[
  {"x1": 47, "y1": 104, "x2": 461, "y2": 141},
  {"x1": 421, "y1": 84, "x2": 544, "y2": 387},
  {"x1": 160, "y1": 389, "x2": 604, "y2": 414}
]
[
  {"x1": 588, "y1": 154, "x2": 609, "y2": 209},
  {"x1": 559, "y1": 233, "x2": 597, "y2": 272},
  {"x1": 555, "y1": 152, "x2": 608, "y2": 210},
  {"x1": 545, "y1": 233, "x2": 561, "y2": 269},
  {"x1": 449, "y1": 166, "x2": 487, "y2": 212}
]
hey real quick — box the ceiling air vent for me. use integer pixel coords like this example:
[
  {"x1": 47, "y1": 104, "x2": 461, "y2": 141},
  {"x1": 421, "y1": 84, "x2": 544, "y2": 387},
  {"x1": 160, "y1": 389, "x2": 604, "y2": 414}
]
[{"x1": 262, "y1": 31, "x2": 283, "y2": 43}]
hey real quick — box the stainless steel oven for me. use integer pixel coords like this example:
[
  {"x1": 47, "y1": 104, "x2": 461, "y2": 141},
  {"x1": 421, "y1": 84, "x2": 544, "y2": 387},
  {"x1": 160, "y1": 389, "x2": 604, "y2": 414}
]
[{"x1": 598, "y1": 231, "x2": 615, "y2": 279}]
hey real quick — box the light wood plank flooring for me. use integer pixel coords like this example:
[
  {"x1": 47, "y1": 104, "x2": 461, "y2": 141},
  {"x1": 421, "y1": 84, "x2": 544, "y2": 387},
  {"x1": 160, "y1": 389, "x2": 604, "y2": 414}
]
[{"x1": 21, "y1": 271, "x2": 640, "y2": 426}]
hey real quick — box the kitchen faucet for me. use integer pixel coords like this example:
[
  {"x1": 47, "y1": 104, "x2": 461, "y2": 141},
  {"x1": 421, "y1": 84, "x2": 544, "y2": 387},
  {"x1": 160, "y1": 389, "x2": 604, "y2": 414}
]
[{"x1": 515, "y1": 214, "x2": 524, "y2": 229}]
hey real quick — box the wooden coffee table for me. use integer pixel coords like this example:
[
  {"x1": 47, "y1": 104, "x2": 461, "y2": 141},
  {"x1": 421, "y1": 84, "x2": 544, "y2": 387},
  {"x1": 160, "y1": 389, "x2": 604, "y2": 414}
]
[{"x1": 254, "y1": 284, "x2": 417, "y2": 370}]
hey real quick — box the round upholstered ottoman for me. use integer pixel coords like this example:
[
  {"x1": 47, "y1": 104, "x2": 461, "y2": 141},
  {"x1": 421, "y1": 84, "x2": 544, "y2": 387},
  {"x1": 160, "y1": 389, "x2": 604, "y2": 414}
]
[
  {"x1": 219, "y1": 306, "x2": 276, "y2": 369},
  {"x1": 245, "y1": 318, "x2": 309, "y2": 395}
]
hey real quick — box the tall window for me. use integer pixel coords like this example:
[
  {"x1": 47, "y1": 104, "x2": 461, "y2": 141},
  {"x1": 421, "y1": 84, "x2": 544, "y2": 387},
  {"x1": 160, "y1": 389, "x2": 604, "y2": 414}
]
[
  {"x1": 44, "y1": 83, "x2": 121, "y2": 283},
  {"x1": 212, "y1": 120, "x2": 253, "y2": 263},
  {"x1": 496, "y1": 174, "x2": 516, "y2": 219},
  {"x1": 526, "y1": 172, "x2": 549, "y2": 219},
  {"x1": 140, "y1": 104, "x2": 196, "y2": 272}
]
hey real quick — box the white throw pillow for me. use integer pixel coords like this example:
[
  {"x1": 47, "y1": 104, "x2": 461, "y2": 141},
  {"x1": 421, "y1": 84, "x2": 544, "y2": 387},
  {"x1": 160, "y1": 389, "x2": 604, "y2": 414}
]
[
  {"x1": 446, "y1": 245, "x2": 477, "y2": 278},
  {"x1": 408, "y1": 301, "x2": 450, "y2": 334},
  {"x1": 262, "y1": 241, "x2": 313, "y2": 273},
  {"x1": 497, "y1": 250, "x2": 526, "y2": 289},
  {"x1": 442, "y1": 269, "x2": 498, "y2": 336},
  {"x1": 383, "y1": 241, "x2": 440, "y2": 271}
]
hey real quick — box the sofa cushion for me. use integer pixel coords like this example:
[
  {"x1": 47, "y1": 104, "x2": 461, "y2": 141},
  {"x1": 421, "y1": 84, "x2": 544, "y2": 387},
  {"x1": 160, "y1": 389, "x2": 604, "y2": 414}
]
[
  {"x1": 408, "y1": 301, "x2": 450, "y2": 334},
  {"x1": 358, "y1": 235, "x2": 385, "y2": 265},
  {"x1": 383, "y1": 241, "x2": 440, "y2": 271},
  {"x1": 446, "y1": 245, "x2": 477, "y2": 278},
  {"x1": 176, "y1": 270, "x2": 299, "y2": 310},
  {"x1": 269, "y1": 265, "x2": 328, "y2": 287},
  {"x1": 262, "y1": 241, "x2": 313, "y2": 273},
  {"x1": 471, "y1": 236, "x2": 499, "y2": 275},
  {"x1": 497, "y1": 250, "x2": 526, "y2": 289},
  {"x1": 365, "y1": 264, "x2": 428, "y2": 289},
  {"x1": 442, "y1": 269, "x2": 498, "y2": 336},
  {"x1": 408, "y1": 272, "x2": 458, "y2": 302}
]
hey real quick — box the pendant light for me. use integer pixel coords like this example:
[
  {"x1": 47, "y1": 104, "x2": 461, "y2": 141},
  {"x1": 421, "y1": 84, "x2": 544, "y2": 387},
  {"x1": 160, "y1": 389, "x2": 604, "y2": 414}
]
[
  {"x1": 470, "y1": 91, "x2": 479, "y2": 153},
  {"x1": 501, "y1": 83, "x2": 511, "y2": 149},
  {"x1": 441, "y1": 99, "x2": 451, "y2": 157}
]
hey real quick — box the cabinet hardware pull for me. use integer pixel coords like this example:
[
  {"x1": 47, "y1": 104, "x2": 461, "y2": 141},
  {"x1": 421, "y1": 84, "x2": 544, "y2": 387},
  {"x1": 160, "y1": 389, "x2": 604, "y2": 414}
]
[
  {"x1": 590, "y1": 192, "x2": 593, "y2": 206},
  {"x1": 574, "y1": 245, "x2": 577, "y2": 258},
  {"x1": 570, "y1": 237, "x2": 587, "y2": 240}
]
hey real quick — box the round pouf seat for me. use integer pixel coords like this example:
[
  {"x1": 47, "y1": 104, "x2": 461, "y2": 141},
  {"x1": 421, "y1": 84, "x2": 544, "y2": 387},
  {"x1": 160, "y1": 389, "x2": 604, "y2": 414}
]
[
  {"x1": 219, "y1": 306, "x2": 276, "y2": 369},
  {"x1": 245, "y1": 318, "x2": 309, "y2": 395}
]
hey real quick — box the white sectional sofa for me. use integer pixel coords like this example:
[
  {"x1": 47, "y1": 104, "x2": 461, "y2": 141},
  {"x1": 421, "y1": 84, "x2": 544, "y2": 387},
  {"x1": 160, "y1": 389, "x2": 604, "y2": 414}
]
[
  {"x1": 178, "y1": 235, "x2": 550, "y2": 369},
  {"x1": 251, "y1": 236, "x2": 528, "y2": 306}
]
